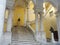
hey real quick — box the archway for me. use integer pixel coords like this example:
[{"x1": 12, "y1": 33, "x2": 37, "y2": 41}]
[
  {"x1": 43, "y1": 1, "x2": 58, "y2": 42},
  {"x1": 11, "y1": 0, "x2": 39, "y2": 45}
]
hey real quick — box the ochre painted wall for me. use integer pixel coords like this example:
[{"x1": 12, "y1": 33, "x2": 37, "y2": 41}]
[
  {"x1": 27, "y1": 1, "x2": 57, "y2": 39},
  {"x1": 13, "y1": 7, "x2": 25, "y2": 26},
  {"x1": 43, "y1": 14, "x2": 52, "y2": 39},
  {"x1": 43, "y1": 13, "x2": 57, "y2": 39},
  {"x1": 4, "y1": 10, "x2": 9, "y2": 32},
  {"x1": 30, "y1": 13, "x2": 57, "y2": 39},
  {"x1": 12, "y1": 1, "x2": 57, "y2": 39}
]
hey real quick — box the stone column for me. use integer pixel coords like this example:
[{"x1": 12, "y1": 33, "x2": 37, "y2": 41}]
[
  {"x1": 56, "y1": 12, "x2": 60, "y2": 42},
  {"x1": 27, "y1": 5, "x2": 30, "y2": 25},
  {"x1": 7, "y1": 9, "x2": 13, "y2": 32},
  {"x1": 6, "y1": 9, "x2": 13, "y2": 45},
  {"x1": 24, "y1": 8, "x2": 27, "y2": 26},
  {"x1": 34, "y1": 0, "x2": 46, "y2": 43},
  {"x1": 0, "y1": 0, "x2": 6, "y2": 43},
  {"x1": 35, "y1": 8, "x2": 39, "y2": 41},
  {"x1": 40, "y1": 12, "x2": 46, "y2": 42}
]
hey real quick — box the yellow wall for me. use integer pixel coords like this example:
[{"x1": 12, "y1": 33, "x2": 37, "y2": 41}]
[
  {"x1": 12, "y1": 1, "x2": 57, "y2": 39},
  {"x1": 28, "y1": 1, "x2": 36, "y2": 32},
  {"x1": 4, "y1": 9, "x2": 9, "y2": 32},
  {"x1": 43, "y1": 14, "x2": 52, "y2": 38},
  {"x1": 13, "y1": 7, "x2": 25, "y2": 26},
  {"x1": 30, "y1": 12, "x2": 57, "y2": 39},
  {"x1": 43, "y1": 13, "x2": 57, "y2": 39}
]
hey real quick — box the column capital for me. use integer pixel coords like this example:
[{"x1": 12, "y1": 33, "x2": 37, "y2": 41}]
[{"x1": 55, "y1": 11, "x2": 60, "y2": 17}]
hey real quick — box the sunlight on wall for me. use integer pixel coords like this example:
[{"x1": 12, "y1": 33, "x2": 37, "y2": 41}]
[
  {"x1": 43, "y1": 2, "x2": 57, "y2": 39},
  {"x1": 28, "y1": 1, "x2": 35, "y2": 21},
  {"x1": 28, "y1": 1, "x2": 36, "y2": 32},
  {"x1": 13, "y1": 7, "x2": 25, "y2": 26},
  {"x1": 12, "y1": 1, "x2": 57, "y2": 39},
  {"x1": 4, "y1": 9, "x2": 9, "y2": 32}
]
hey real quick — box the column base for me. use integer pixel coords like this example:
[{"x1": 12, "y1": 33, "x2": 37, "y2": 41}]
[{"x1": 35, "y1": 31, "x2": 46, "y2": 43}]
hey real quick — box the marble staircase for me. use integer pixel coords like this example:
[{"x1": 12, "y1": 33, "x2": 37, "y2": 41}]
[{"x1": 11, "y1": 26, "x2": 40, "y2": 45}]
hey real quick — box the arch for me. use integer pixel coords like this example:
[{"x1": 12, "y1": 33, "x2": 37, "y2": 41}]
[
  {"x1": 31, "y1": 0, "x2": 36, "y2": 5},
  {"x1": 45, "y1": 0, "x2": 58, "y2": 9}
]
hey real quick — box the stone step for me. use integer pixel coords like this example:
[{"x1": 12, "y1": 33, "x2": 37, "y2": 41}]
[
  {"x1": 11, "y1": 27, "x2": 60, "y2": 45},
  {"x1": 11, "y1": 41, "x2": 40, "y2": 45},
  {"x1": 11, "y1": 26, "x2": 38, "y2": 45},
  {"x1": 11, "y1": 41, "x2": 60, "y2": 45}
]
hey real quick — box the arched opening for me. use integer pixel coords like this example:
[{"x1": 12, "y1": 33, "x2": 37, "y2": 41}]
[
  {"x1": 43, "y1": 2, "x2": 58, "y2": 42},
  {"x1": 11, "y1": 0, "x2": 37, "y2": 44}
]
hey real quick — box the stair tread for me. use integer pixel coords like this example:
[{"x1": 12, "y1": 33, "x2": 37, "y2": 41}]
[{"x1": 11, "y1": 27, "x2": 37, "y2": 45}]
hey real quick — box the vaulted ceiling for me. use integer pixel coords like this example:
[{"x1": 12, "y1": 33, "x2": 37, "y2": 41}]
[
  {"x1": 6, "y1": 0, "x2": 51, "y2": 10},
  {"x1": 6, "y1": 0, "x2": 15, "y2": 9},
  {"x1": 6, "y1": 0, "x2": 31, "y2": 9},
  {"x1": 14, "y1": 0, "x2": 26, "y2": 8}
]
